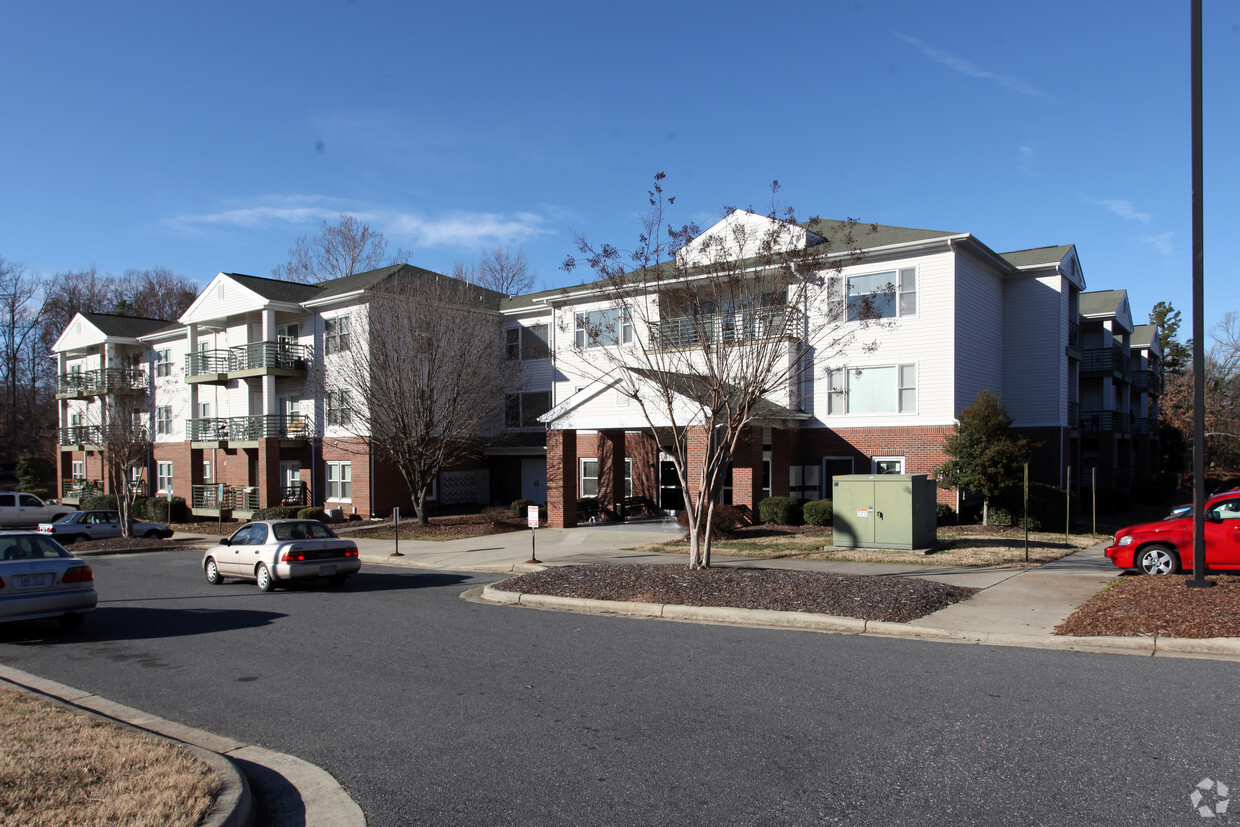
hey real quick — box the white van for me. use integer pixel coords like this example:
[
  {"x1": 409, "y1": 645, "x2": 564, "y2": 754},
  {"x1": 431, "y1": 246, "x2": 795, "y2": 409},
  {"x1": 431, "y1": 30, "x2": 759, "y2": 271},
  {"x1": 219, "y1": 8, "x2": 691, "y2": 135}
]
[{"x1": 0, "y1": 493, "x2": 77, "y2": 528}]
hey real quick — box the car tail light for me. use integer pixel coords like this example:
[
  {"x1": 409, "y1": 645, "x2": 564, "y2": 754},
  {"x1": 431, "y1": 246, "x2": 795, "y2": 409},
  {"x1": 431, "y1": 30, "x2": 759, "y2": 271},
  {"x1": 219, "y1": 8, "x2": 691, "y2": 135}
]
[
  {"x1": 62, "y1": 565, "x2": 93, "y2": 584},
  {"x1": 281, "y1": 550, "x2": 306, "y2": 562},
  {"x1": 345, "y1": 549, "x2": 358, "y2": 558}
]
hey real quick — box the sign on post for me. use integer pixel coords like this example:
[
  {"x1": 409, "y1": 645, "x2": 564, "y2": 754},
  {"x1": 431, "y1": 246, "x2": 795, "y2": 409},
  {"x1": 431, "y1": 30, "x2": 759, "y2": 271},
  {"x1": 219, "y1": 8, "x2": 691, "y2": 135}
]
[
  {"x1": 526, "y1": 506, "x2": 540, "y2": 564},
  {"x1": 527, "y1": 505, "x2": 539, "y2": 528}
]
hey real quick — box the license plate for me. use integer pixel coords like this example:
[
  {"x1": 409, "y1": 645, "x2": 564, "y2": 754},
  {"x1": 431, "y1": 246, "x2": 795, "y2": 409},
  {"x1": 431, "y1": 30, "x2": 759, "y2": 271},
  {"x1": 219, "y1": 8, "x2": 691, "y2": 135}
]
[
  {"x1": 15, "y1": 573, "x2": 52, "y2": 590},
  {"x1": 319, "y1": 565, "x2": 336, "y2": 576}
]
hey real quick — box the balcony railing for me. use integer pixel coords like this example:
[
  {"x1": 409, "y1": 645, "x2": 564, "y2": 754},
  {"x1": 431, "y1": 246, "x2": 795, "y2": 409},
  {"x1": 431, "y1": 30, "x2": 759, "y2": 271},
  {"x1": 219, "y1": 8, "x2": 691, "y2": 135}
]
[
  {"x1": 1133, "y1": 417, "x2": 1151, "y2": 435},
  {"x1": 189, "y1": 414, "x2": 313, "y2": 442},
  {"x1": 192, "y1": 484, "x2": 261, "y2": 511},
  {"x1": 1080, "y1": 410, "x2": 1134, "y2": 434},
  {"x1": 186, "y1": 342, "x2": 310, "y2": 380},
  {"x1": 652, "y1": 306, "x2": 802, "y2": 350},
  {"x1": 62, "y1": 479, "x2": 104, "y2": 502},
  {"x1": 280, "y1": 482, "x2": 308, "y2": 507},
  {"x1": 1131, "y1": 370, "x2": 1161, "y2": 394},
  {"x1": 56, "y1": 368, "x2": 148, "y2": 397},
  {"x1": 1081, "y1": 343, "x2": 1129, "y2": 379},
  {"x1": 1068, "y1": 401, "x2": 1080, "y2": 429},
  {"x1": 1067, "y1": 320, "x2": 1081, "y2": 352},
  {"x1": 59, "y1": 426, "x2": 101, "y2": 446}
]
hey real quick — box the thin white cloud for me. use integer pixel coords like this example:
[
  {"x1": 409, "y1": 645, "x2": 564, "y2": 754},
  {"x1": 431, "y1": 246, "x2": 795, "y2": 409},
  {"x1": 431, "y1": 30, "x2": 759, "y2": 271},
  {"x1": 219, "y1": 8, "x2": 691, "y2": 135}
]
[
  {"x1": 1100, "y1": 199, "x2": 1153, "y2": 223},
  {"x1": 1018, "y1": 145, "x2": 1038, "y2": 177},
  {"x1": 164, "y1": 196, "x2": 552, "y2": 248},
  {"x1": 1142, "y1": 231, "x2": 1175, "y2": 258},
  {"x1": 896, "y1": 35, "x2": 1055, "y2": 101}
]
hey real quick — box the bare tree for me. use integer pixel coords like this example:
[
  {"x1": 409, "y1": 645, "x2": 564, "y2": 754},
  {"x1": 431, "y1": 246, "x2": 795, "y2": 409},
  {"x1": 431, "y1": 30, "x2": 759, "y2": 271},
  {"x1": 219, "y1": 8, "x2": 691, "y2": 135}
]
[
  {"x1": 1161, "y1": 311, "x2": 1240, "y2": 484},
  {"x1": 561, "y1": 175, "x2": 878, "y2": 568},
  {"x1": 315, "y1": 268, "x2": 513, "y2": 524},
  {"x1": 78, "y1": 384, "x2": 153, "y2": 536},
  {"x1": 272, "y1": 215, "x2": 391, "y2": 284},
  {"x1": 454, "y1": 247, "x2": 535, "y2": 296},
  {"x1": 112, "y1": 267, "x2": 199, "y2": 320},
  {"x1": 0, "y1": 257, "x2": 47, "y2": 459}
]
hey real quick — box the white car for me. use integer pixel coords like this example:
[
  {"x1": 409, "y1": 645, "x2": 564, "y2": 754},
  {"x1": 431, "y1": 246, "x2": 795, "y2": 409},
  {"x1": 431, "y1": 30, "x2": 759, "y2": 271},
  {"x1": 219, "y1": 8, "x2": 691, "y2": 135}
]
[
  {"x1": 201, "y1": 519, "x2": 360, "y2": 591},
  {"x1": 0, "y1": 532, "x2": 97, "y2": 629}
]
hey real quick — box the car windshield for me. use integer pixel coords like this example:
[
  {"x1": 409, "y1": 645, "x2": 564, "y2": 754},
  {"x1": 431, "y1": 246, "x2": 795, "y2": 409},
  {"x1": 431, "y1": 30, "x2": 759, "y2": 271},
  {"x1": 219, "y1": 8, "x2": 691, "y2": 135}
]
[
  {"x1": 272, "y1": 522, "x2": 337, "y2": 541},
  {"x1": 56, "y1": 513, "x2": 85, "y2": 524}
]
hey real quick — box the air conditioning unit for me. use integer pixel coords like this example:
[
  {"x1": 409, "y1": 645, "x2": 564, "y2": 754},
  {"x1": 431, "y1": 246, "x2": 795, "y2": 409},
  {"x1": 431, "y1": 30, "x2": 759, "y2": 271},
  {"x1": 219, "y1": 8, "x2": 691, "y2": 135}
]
[{"x1": 327, "y1": 508, "x2": 344, "y2": 523}]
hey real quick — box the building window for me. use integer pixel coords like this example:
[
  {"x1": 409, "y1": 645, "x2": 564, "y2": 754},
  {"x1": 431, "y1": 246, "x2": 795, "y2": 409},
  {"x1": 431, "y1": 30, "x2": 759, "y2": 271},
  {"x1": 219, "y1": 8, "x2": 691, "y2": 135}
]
[
  {"x1": 522, "y1": 324, "x2": 549, "y2": 359},
  {"x1": 873, "y1": 457, "x2": 905, "y2": 474},
  {"x1": 847, "y1": 268, "x2": 917, "y2": 321},
  {"x1": 71, "y1": 460, "x2": 84, "y2": 480},
  {"x1": 574, "y1": 308, "x2": 632, "y2": 348},
  {"x1": 827, "y1": 364, "x2": 917, "y2": 415},
  {"x1": 505, "y1": 391, "x2": 551, "y2": 428},
  {"x1": 325, "y1": 316, "x2": 351, "y2": 354},
  {"x1": 327, "y1": 390, "x2": 352, "y2": 426},
  {"x1": 156, "y1": 406, "x2": 171, "y2": 435},
  {"x1": 505, "y1": 328, "x2": 520, "y2": 360},
  {"x1": 154, "y1": 349, "x2": 172, "y2": 377},
  {"x1": 580, "y1": 459, "x2": 599, "y2": 497},
  {"x1": 156, "y1": 461, "x2": 173, "y2": 494},
  {"x1": 202, "y1": 460, "x2": 212, "y2": 482},
  {"x1": 199, "y1": 402, "x2": 211, "y2": 420},
  {"x1": 327, "y1": 462, "x2": 352, "y2": 501}
]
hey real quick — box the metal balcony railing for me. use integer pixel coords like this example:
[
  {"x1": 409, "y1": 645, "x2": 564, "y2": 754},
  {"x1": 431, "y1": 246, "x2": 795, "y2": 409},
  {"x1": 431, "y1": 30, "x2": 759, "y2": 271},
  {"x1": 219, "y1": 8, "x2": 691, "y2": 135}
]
[
  {"x1": 1068, "y1": 401, "x2": 1080, "y2": 428},
  {"x1": 1081, "y1": 410, "x2": 1134, "y2": 434},
  {"x1": 1081, "y1": 343, "x2": 1128, "y2": 378},
  {"x1": 1067, "y1": 320, "x2": 1081, "y2": 351},
  {"x1": 192, "y1": 484, "x2": 261, "y2": 511},
  {"x1": 189, "y1": 414, "x2": 313, "y2": 442},
  {"x1": 229, "y1": 341, "x2": 311, "y2": 372},
  {"x1": 1131, "y1": 370, "x2": 1161, "y2": 394},
  {"x1": 280, "y1": 483, "x2": 308, "y2": 507},
  {"x1": 57, "y1": 368, "x2": 148, "y2": 396},
  {"x1": 652, "y1": 306, "x2": 802, "y2": 350},
  {"x1": 187, "y1": 349, "x2": 230, "y2": 376},
  {"x1": 59, "y1": 426, "x2": 101, "y2": 446},
  {"x1": 62, "y1": 479, "x2": 104, "y2": 501}
]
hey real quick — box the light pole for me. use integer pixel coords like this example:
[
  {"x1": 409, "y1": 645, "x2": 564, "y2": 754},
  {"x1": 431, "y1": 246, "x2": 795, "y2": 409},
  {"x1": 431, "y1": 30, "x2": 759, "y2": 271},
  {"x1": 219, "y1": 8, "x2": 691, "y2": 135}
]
[{"x1": 1024, "y1": 449, "x2": 1032, "y2": 562}]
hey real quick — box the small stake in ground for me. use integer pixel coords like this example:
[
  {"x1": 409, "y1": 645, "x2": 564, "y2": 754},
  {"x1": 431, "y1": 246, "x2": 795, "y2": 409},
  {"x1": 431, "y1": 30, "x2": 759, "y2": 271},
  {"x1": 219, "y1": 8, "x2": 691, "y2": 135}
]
[{"x1": 390, "y1": 506, "x2": 404, "y2": 557}]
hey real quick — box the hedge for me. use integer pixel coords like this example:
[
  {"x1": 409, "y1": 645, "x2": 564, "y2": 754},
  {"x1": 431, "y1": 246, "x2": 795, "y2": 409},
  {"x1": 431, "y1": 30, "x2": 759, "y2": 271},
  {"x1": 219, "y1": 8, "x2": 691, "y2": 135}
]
[
  {"x1": 802, "y1": 499, "x2": 833, "y2": 526},
  {"x1": 758, "y1": 496, "x2": 803, "y2": 526}
]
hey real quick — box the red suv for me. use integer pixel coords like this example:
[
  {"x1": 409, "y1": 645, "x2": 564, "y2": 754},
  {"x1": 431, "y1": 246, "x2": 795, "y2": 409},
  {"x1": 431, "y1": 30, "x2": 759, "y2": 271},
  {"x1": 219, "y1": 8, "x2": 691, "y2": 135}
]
[{"x1": 1106, "y1": 492, "x2": 1240, "y2": 574}]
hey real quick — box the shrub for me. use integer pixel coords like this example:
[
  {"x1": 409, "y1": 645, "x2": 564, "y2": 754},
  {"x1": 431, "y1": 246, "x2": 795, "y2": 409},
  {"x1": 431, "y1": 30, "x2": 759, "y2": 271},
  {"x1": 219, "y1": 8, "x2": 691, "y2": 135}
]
[
  {"x1": 510, "y1": 499, "x2": 535, "y2": 518},
  {"x1": 936, "y1": 503, "x2": 957, "y2": 526},
  {"x1": 802, "y1": 499, "x2": 833, "y2": 526},
  {"x1": 987, "y1": 506, "x2": 1014, "y2": 526},
  {"x1": 676, "y1": 503, "x2": 744, "y2": 536},
  {"x1": 758, "y1": 496, "x2": 803, "y2": 526},
  {"x1": 252, "y1": 506, "x2": 302, "y2": 520},
  {"x1": 146, "y1": 496, "x2": 187, "y2": 523},
  {"x1": 82, "y1": 494, "x2": 118, "y2": 511},
  {"x1": 298, "y1": 507, "x2": 330, "y2": 522},
  {"x1": 576, "y1": 497, "x2": 601, "y2": 520}
]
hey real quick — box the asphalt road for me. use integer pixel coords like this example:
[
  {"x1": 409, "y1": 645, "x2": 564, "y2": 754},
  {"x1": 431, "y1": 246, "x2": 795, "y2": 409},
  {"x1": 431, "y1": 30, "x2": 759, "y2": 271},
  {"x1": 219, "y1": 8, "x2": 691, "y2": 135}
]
[{"x1": 2, "y1": 549, "x2": 1238, "y2": 825}]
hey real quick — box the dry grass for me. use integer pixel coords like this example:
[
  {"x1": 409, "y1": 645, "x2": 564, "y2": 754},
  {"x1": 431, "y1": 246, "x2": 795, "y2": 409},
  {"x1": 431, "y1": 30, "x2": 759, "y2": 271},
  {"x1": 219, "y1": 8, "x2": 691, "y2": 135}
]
[
  {"x1": 637, "y1": 525, "x2": 1097, "y2": 569},
  {"x1": 0, "y1": 686, "x2": 219, "y2": 827}
]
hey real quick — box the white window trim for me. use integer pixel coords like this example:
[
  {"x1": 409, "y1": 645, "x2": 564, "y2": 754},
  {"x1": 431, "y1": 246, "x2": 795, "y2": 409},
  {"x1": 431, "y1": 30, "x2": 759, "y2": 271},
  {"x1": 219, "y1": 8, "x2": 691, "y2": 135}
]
[
  {"x1": 156, "y1": 461, "x2": 174, "y2": 494},
  {"x1": 846, "y1": 267, "x2": 918, "y2": 322},
  {"x1": 580, "y1": 458, "x2": 599, "y2": 498},
  {"x1": 827, "y1": 363, "x2": 918, "y2": 416},
  {"x1": 326, "y1": 461, "x2": 352, "y2": 502},
  {"x1": 873, "y1": 457, "x2": 905, "y2": 474}
]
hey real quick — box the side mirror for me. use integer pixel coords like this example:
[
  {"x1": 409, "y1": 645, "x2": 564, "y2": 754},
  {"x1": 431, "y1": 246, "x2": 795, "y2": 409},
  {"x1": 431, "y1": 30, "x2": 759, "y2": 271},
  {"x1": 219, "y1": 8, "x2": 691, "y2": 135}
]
[
  {"x1": 1206, "y1": 513, "x2": 1223, "y2": 524},
  {"x1": 219, "y1": 538, "x2": 232, "y2": 546}
]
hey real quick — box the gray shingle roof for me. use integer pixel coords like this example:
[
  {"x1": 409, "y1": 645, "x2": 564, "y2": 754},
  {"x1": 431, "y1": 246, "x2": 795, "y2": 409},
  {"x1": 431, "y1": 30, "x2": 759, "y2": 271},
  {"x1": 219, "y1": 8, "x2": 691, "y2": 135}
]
[
  {"x1": 1000, "y1": 245, "x2": 1075, "y2": 268},
  {"x1": 315, "y1": 264, "x2": 508, "y2": 309},
  {"x1": 802, "y1": 219, "x2": 960, "y2": 250},
  {"x1": 80, "y1": 313, "x2": 175, "y2": 339},
  {"x1": 1080, "y1": 289, "x2": 1127, "y2": 317},
  {"x1": 222, "y1": 273, "x2": 324, "y2": 303},
  {"x1": 1131, "y1": 323, "x2": 1158, "y2": 348}
]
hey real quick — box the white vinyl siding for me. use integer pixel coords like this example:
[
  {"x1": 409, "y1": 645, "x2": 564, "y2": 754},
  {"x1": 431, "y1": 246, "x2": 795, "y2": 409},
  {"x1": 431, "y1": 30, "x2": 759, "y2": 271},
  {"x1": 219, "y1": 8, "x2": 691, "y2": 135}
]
[
  {"x1": 1002, "y1": 274, "x2": 1070, "y2": 427},
  {"x1": 953, "y1": 254, "x2": 1005, "y2": 415}
]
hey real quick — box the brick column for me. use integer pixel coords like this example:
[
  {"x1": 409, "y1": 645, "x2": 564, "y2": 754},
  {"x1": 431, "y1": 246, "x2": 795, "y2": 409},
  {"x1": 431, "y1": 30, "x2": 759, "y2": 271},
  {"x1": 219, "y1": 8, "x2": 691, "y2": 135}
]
[
  {"x1": 770, "y1": 427, "x2": 794, "y2": 497},
  {"x1": 731, "y1": 426, "x2": 764, "y2": 513},
  {"x1": 598, "y1": 429, "x2": 627, "y2": 518},
  {"x1": 683, "y1": 426, "x2": 711, "y2": 510},
  {"x1": 547, "y1": 429, "x2": 578, "y2": 528},
  {"x1": 258, "y1": 439, "x2": 282, "y2": 509}
]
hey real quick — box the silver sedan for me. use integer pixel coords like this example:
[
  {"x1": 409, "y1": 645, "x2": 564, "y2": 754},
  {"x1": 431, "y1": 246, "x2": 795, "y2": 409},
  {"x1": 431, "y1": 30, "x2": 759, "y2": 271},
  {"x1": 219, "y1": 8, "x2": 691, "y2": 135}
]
[
  {"x1": 37, "y1": 510, "x2": 174, "y2": 544},
  {"x1": 0, "y1": 532, "x2": 98, "y2": 629},
  {"x1": 201, "y1": 519, "x2": 360, "y2": 591}
]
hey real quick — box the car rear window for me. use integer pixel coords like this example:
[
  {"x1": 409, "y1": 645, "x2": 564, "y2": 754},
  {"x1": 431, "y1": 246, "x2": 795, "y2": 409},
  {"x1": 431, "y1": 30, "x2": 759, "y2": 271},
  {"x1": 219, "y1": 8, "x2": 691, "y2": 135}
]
[
  {"x1": 0, "y1": 535, "x2": 71, "y2": 560},
  {"x1": 273, "y1": 522, "x2": 337, "y2": 541}
]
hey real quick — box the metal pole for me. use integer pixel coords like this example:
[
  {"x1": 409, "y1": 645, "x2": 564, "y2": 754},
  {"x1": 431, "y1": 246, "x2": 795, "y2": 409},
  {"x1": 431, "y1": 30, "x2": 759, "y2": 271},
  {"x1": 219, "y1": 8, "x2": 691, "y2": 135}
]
[
  {"x1": 1187, "y1": 0, "x2": 1212, "y2": 588},
  {"x1": 1024, "y1": 458, "x2": 1030, "y2": 563},
  {"x1": 391, "y1": 506, "x2": 403, "y2": 557},
  {"x1": 1065, "y1": 465, "x2": 1071, "y2": 545}
]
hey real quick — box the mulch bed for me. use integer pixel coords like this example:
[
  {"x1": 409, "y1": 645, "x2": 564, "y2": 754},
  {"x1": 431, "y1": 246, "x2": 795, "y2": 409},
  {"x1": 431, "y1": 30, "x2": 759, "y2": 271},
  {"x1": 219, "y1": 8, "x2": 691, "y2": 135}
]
[
  {"x1": 1056, "y1": 575, "x2": 1240, "y2": 638},
  {"x1": 494, "y1": 564, "x2": 978, "y2": 623}
]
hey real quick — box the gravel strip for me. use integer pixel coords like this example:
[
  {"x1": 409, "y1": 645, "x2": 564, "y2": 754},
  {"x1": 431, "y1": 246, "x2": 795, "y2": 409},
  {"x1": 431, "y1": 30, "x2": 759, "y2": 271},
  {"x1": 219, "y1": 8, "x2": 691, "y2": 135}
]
[{"x1": 494, "y1": 564, "x2": 978, "y2": 623}]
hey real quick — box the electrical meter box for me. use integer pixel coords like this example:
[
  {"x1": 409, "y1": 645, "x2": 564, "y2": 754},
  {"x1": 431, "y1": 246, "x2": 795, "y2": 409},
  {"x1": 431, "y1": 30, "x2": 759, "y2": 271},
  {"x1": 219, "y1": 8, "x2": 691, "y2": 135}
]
[{"x1": 831, "y1": 474, "x2": 937, "y2": 550}]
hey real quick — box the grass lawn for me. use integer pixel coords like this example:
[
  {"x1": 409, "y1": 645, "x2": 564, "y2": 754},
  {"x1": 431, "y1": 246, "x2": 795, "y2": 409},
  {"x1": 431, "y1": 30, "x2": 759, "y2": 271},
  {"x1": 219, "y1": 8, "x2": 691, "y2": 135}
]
[
  {"x1": 0, "y1": 685, "x2": 219, "y2": 826},
  {"x1": 635, "y1": 524, "x2": 1099, "y2": 568}
]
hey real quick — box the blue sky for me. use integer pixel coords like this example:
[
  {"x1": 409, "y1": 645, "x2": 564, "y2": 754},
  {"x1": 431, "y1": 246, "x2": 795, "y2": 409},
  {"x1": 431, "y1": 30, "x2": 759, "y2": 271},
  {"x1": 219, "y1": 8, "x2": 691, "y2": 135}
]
[{"x1": 3, "y1": 1, "x2": 1237, "y2": 338}]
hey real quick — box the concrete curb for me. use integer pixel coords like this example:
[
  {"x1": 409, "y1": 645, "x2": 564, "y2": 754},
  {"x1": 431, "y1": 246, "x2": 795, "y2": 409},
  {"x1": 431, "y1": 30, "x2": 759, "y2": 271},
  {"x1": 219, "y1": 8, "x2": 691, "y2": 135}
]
[
  {"x1": 478, "y1": 586, "x2": 1240, "y2": 662},
  {"x1": 0, "y1": 664, "x2": 365, "y2": 827}
]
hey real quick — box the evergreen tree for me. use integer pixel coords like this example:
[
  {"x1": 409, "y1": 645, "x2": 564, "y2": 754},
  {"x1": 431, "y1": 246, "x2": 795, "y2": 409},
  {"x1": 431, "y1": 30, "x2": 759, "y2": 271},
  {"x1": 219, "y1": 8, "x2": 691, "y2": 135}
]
[{"x1": 937, "y1": 390, "x2": 1031, "y2": 525}]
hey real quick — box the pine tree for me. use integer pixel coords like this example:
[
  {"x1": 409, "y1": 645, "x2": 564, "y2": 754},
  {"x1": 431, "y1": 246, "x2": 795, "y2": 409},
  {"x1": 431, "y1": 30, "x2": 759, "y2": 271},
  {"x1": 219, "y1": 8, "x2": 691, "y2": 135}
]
[{"x1": 937, "y1": 390, "x2": 1030, "y2": 525}]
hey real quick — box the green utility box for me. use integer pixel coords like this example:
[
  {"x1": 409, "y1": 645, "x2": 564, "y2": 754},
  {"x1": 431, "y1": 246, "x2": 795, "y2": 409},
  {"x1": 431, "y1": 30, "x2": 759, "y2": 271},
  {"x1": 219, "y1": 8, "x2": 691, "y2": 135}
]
[{"x1": 831, "y1": 474, "x2": 937, "y2": 550}]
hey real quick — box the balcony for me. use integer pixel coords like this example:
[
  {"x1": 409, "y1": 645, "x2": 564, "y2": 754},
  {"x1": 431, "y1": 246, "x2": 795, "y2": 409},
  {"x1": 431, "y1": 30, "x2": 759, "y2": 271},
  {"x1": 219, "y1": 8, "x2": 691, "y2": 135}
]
[
  {"x1": 186, "y1": 341, "x2": 310, "y2": 384},
  {"x1": 1066, "y1": 321, "x2": 1081, "y2": 356},
  {"x1": 652, "y1": 306, "x2": 802, "y2": 350},
  {"x1": 61, "y1": 479, "x2": 104, "y2": 503},
  {"x1": 1080, "y1": 410, "x2": 1134, "y2": 435},
  {"x1": 1131, "y1": 370, "x2": 1161, "y2": 395},
  {"x1": 1068, "y1": 401, "x2": 1080, "y2": 429},
  {"x1": 59, "y1": 425, "x2": 102, "y2": 448},
  {"x1": 56, "y1": 368, "x2": 148, "y2": 399},
  {"x1": 192, "y1": 484, "x2": 261, "y2": 513},
  {"x1": 189, "y1": 414, "x2": 313, "y2": 445},
  {"x1": 1081, "y1": 343, "x2": 1129, "y2": 380}
]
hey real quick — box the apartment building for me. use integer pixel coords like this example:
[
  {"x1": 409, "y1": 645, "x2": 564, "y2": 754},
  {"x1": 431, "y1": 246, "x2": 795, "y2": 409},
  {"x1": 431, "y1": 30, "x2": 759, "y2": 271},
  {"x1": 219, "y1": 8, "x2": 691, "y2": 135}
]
[{"x1": 51, "y1": 212, "x2": 1161, "y2": 525}]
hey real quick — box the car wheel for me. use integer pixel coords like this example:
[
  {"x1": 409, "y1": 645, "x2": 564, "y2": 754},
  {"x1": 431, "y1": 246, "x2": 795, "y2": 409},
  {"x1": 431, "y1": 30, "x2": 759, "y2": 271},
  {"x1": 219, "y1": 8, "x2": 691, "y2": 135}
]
[
  {"x1": 73, "y1": 534, "x2": 91, "y2": 545},
  {"x1": 58, "y1": 613, "x2": 84, "y2": 631},
  {"x1": 1138, "y1": 544, "x2": 1180, "y2": 575},
  {"x1": 256, "y1": 563, "x2": 276, "y2": 592},
  {"x1": 143, "y1": 529, "x2": 163, "y2": 539},
  {"x1": 205, "y1": 557, "x2": 224, "y2": 585},
  {"x1": 328, "y1": 574, "x2": 348, "y2": 587}
]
